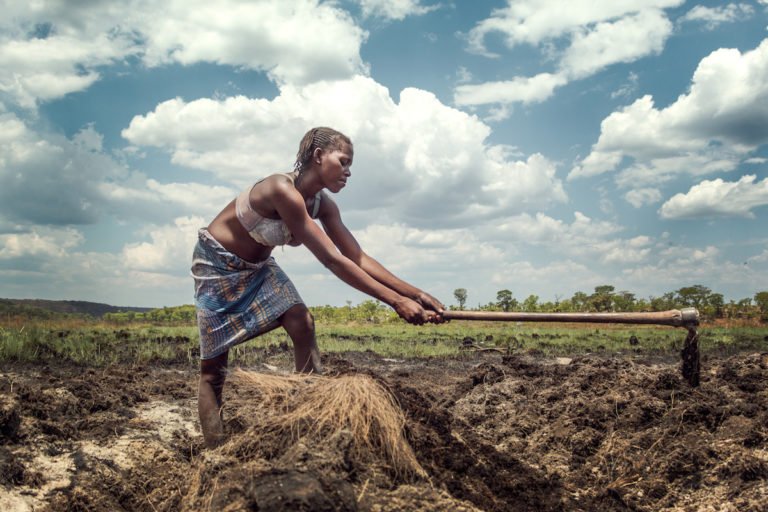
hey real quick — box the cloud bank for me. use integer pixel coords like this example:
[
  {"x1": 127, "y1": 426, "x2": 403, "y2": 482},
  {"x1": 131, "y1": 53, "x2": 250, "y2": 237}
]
[
  {"x1": 0, "y1": 0, "x2": 367, "y2": 107},
  {"x1": 570, "y1": 38, "x2": 768, "y2": 186},
  {"x1": 660, "y1": 175, "x2": 768, "y2": 219},
  {"x1": 455, "y1": 0, "x2": 682, "y2": 107},
  {"x1": 123, "y1": 76, "x2": 568, "y2": 228}
]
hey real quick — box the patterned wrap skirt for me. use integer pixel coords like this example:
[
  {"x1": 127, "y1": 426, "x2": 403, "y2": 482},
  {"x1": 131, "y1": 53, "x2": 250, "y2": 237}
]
[{"x1": 191, "y1": 229, "x2": 304, "y2": 359}]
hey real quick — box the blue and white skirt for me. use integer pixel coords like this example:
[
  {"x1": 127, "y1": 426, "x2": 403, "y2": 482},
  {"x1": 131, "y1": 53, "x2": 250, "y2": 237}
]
[{"x1": 191, "y1": 229, "x2": 303, "y2": 359}]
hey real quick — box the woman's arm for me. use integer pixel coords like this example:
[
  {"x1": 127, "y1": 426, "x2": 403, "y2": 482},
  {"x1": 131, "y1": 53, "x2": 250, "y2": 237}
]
[
  {"x1": 268, "y1": 179, "x2": 431, "y2": 324},
  {"x1": 317, "y1": 194, "x2": 445, "y2": 316}
]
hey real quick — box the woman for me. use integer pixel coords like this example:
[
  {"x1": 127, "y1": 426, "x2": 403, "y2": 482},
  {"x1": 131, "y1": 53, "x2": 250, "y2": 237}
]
[{"x1": 192, "y1": 127, "x2": 445, "y2": 447}]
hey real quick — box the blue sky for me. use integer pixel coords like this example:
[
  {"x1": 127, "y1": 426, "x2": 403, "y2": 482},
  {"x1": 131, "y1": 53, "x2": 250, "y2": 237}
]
[{"x1": 1, "y1": 0, "x2": 767, "y2": 308}]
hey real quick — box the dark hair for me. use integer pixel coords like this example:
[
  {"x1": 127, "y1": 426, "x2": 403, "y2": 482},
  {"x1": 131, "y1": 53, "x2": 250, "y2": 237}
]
[{"x1": 294, "y1": 127, "x2": 352, "y2": 172}]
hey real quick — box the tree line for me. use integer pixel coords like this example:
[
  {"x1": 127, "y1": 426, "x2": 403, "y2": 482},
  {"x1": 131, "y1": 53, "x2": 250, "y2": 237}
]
[
  {"x1": 453, "y1": 285, "x2": 768, "y2": 322},
  {"x1": 102, "y1": 301, "x2": 397, "y2": 325},
  {"x1": 96, "y1": 285, "x2": 768, "y2": 325},
  {"x1": 103, "y1": 305, "x2": 197, "y2": 324}
]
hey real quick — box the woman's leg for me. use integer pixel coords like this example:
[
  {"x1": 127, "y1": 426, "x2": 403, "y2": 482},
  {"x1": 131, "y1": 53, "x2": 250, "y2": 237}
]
[
  {"x1": 198, "y1": 351, "x2": 229, "y2": 448},
  {"x1": 281, "y1": 304, "x2": 322, "y2": 374}
]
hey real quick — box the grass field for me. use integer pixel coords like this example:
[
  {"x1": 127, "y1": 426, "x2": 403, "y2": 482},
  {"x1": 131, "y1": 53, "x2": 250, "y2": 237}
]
[{"x1": 1, "y1": 316, "x2": 766, "y2": 367}]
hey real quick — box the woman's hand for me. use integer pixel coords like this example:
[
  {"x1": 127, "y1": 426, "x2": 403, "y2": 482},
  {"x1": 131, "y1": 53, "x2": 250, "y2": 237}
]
[
  {"x1": 415, "y1": 292, "x2": 446, "y2": 323},
  {"x1": 392, "y1": 297, "x2": 430, "y2": 325}
]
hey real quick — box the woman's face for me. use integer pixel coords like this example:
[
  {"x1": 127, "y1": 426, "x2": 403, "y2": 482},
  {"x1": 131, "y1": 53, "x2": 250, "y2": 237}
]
[{"x1": 319, "y1": 142, "x2": 353, "y2": 193}]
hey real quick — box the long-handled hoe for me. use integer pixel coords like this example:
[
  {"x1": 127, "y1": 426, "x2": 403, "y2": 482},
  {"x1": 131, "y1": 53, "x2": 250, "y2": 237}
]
[{"x1": 442, "y1": 308, "x2": 701, "y2": 386}]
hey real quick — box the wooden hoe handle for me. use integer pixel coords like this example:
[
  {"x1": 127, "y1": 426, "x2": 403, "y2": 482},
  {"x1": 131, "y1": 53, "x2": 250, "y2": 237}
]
[{"x1": 442, "y1": 308, "x2": 700, "y2": 328}]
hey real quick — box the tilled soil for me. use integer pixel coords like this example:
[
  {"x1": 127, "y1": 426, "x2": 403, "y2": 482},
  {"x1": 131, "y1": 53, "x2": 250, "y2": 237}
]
[{"x1": 1, "y1": 349, "x2": 766, "y2": 511}]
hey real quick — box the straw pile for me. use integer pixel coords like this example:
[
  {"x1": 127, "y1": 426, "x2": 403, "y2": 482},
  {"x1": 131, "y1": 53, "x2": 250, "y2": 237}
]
[{"x1": 226, "y1": 369, "x2": 426, "y2": 479}]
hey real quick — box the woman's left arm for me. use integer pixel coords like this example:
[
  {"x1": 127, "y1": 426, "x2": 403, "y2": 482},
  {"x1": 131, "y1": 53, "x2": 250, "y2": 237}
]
[{"x1": 317, "y1": 194, "x2": 445, "y2": 315}]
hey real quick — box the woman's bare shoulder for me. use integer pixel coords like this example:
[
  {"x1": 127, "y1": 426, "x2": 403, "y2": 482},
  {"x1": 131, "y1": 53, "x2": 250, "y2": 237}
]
[
  {"x1": 252, "y1": 172, "x2": 297, "y2": 195},
  {"x1": 258, "y1": 171, "x2": 295, "y2": 185},
  {"x1": 245, "y1": 172, "x2": 299, "y2": 216}
]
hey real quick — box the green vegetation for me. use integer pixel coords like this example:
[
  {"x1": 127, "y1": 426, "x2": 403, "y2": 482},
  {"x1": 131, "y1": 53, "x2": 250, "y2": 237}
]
[
  {"x1": 0, "y1": 298, "x2": 150, "y2": 318},
  {"x1": 471, "y1": 284, "x2": 768, "y2": 322},
  {"x1": 4, "y1": 282, "x2": 768, "y2": 324},
  {"x1": 453, "y1": 288, "x2": 468, "y2": 310},
  {"x1": 102, "y1": 304, "x2": 196, "y2": 324},
  {"x1": 1, "y1": 288, "x2": 766, "y2": 367},
  {"x1": 1, "y1": 314, "x2": 765, "y2": 368},
  {"x1": 755, "y1": 291, "x2": 768, "y2": 322},
  {"x1": 0, "y1": 299, "x2": 85, "y2": 321},
  {"x1": 0, "y1": 324, "x2": 199, "y2": 366}
]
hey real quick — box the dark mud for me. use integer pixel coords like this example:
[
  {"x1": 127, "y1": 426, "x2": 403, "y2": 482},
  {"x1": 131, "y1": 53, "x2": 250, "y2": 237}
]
[{"x1": 1, "y1": 349, "x2": 766, "y2": 511}]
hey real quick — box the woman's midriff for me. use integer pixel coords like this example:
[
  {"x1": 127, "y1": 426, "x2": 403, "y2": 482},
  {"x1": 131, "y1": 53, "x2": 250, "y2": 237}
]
[{"x1": 206, "y1": 201, "x2": 274, "y2": 264}]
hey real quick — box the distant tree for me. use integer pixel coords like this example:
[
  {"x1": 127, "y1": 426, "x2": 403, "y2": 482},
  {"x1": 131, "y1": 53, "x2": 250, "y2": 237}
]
[
  {"x1": 479, "y1": 301, "x2": 500, "y2": 311},
  {"x1": 345, "y1": 300, "x2": 354, "y2": 321},
  {"x1": 570, "y1": 291, "x2": 589, "y2": 311},
  {"x1": 705, "y1": 293, "x2": 725, "y2": 319},
  {"x1": 539, "y1": 300, "x2": 557, "y2": 312},
  {"x1": 613, "y1": 291, "x2": 636, "y2": 312},
  {"x1": 496, "y1": 289, "x2": 517, "y2": 312},
  {"x1": 522, "y1": 294, "x2": 539, "y2": 312},
  {"x1": 356, "y1": 299, "x2": 384, "y2": 322},
  {"x1": 755, "y1": 291, "x2": 768, "y2": 322},
  {"x1": 650, "y1": 292, "x2": 675, "y2": 311},
  {"x1": 590, "y1": 285, "x2": 615, "y2": 312},
  {"x1": 634, "y1": 297, "x2": 650, "y2": 312},
  {"x1": 675, "y1": 285, "x2": 712, "y2": 309},
  {"x1": 556, "y1": 298, "x2": 574, "y2": 312},
  {"x1": 737, "y1": 298, "x2": 754, "y2": 319},
  {"x1": 594, "y1": 285, "x2": 615, "y2": 295},
  {"x1": 453, "y1": 288, "x2": 468, "y2": 309},
  {"x1": 723, "y1": 299, "x2": 738, "y2": 320},
  {"x1": 310, "y1": 305, "x2": 338, "y2": 322}
]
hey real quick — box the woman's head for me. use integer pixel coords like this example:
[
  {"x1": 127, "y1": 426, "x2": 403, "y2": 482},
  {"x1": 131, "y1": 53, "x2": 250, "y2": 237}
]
[{"x1": 294, "y1": 127, "x2": 352, "y2": 172}]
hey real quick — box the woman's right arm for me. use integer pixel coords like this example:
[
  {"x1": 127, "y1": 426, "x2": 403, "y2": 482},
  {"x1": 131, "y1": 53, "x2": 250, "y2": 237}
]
[{"x1": 269, "y1": 180, "x2": 430, "y2": 324}]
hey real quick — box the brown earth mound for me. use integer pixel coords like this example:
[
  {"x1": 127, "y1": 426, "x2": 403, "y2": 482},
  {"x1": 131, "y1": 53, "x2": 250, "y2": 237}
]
[{"x1": 0, "y1": 350, "x2": 766, "y2": 511}]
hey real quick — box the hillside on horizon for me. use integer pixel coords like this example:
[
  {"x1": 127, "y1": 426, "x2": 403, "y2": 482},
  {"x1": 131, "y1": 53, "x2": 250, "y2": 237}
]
[{"x1": 0, "y1": 298, "x2": 154, "y2": 318}]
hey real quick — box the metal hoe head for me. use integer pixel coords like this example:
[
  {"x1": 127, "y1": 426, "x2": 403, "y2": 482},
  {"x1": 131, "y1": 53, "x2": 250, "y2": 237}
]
[{"x1": 674, "y1": 308, "x2": 700, "y2": 387}]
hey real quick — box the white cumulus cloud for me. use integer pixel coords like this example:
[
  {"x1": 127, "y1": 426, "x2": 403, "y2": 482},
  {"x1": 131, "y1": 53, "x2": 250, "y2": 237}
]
[
  {"x1": 123, "y1": 75, "x2": 568, "y2": 228},
  {"x1": 357, "y1": 0, "x2": 438, "y2": 20},
  {"x1": 466, "y1": 0, "x2": 681, "y2": 52},
  {"x1": 122, "y1": 216, "x2": 205, "y2": 273},
  {"x1": 457, "y1": 0, "x2": 681, "y2": 106},
  {"x1": 659, "y1": 175, "x2": 768, "y2": 219},
  {"x1": 0, "y1": 227, "x2": 83, "y2": 260},
  {"x1": 618, "y1": 244, "x2": 762, "y2": 297},
  {"x1": 0, "y1": 112, "x2": 227, "y2": 228},
  {"x1": 0, "y1": 113, "x2": 122, "y2": 225},
  {"x1": 100, "y1": 178, "x2": 236, "y2": 222},
  {"x1": 0, "y1": 0, "x2": 367, "y2": 108},
  {"x1": 0, "y1": 30, "x2": 136, "y2": 108},
  {"x1": 679, "y1": 3, "x2": 754, "y2": 30},
  {"x1": 747, "y1": 248, "x2": 768, "y2": 264},
  {"x1": 454, "y1": 73, "x2": 567, "y2": 106},
  {"x1": 482, "y1": 211, "x2": 652, "y2": 266},
  {"x1": 570, "y1": 38, "x2": 768, "y2": 184},
  {"x1": 136, "y1": 0, "x2": 367, "y2": 86},
  {"x1": 560, "y1": 9, "x2": 671, "y2": 79},
  {"x1": 625, "y1": 188, "x2": 662, "y2": 207}
]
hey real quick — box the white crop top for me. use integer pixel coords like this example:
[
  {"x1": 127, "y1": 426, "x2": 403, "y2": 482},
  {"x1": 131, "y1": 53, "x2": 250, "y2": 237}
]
[{"x1": 235, "y1": 174, "x2": 322, "y2": 247}]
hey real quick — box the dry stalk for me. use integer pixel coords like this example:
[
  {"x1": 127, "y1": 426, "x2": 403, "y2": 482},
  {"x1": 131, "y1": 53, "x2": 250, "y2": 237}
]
[
  {"x1": 357, "y1": 478, "x2": 370, "y2": 503},
  {"x1": 231, "y1": 369, "x2": 426, "y2": 478}
]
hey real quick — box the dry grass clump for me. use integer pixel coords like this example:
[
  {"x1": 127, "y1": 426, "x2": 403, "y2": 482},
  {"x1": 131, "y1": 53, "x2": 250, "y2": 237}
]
[{"x1": 229, "y1": 369, "x2": 425, "y2": 478}]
